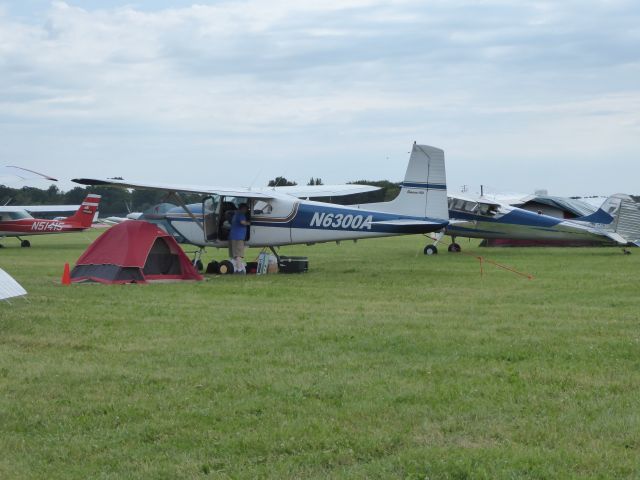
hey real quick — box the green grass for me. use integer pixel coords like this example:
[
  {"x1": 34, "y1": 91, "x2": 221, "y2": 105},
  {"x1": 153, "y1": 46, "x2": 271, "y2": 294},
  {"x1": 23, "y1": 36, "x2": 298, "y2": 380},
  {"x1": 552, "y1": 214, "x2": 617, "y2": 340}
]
[{"x1": 1, "y1": 231, "x2": 639, "y2": 479}]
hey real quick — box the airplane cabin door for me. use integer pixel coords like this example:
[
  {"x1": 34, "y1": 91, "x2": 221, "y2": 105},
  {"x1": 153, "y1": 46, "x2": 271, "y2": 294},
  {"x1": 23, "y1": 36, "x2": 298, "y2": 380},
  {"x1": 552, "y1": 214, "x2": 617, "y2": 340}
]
[{"x1": 202, "y1": 196, "x2": 219, "y2": 242}]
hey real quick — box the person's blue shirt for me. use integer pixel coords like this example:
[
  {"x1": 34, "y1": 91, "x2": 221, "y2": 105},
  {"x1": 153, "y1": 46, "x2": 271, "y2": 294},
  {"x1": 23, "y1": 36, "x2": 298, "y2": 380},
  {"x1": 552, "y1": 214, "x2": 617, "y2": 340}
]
[{"x1": 230, "y1": 212, "x2": 248, "y2": 240}]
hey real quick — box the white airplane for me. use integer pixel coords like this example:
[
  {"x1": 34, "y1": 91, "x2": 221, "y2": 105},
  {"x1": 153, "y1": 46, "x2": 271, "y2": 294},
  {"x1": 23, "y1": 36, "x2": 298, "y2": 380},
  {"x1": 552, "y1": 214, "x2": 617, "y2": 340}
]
[
  {"x1": 422, "y1": 193, "x2": 628, "y2": 254},
  {"x1": 73, "y1": 143, "x2": 450, "y2": 269}
]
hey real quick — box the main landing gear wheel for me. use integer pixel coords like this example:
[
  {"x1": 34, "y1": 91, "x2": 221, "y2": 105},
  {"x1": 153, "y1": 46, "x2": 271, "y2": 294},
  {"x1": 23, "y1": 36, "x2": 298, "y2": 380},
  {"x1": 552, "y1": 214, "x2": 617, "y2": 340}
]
[
  {"x1": 20, "y1": 240, "x2": 31, "y2": 248},
  {"x1": 206, "y1": 261, "x2": 219, "y2": 274},
  {"x1": 217, "y1": 260, "x2": 235, "y2": 275},
  {"x1": 448, "y1": 243, "x2": 461, "y2": 253},
  {"x1": 424, "y1": 245, "x2": 438, "y2": 255},
  {"x1": 194, "y1": 260, "x2": 204, "y2": 272}
]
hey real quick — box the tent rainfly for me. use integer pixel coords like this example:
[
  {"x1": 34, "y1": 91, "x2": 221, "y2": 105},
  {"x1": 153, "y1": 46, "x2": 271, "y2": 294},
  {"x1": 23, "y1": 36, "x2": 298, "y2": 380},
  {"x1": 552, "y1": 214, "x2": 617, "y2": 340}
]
[
  {"x1": 0, "y1": 267, "x2": 27, "y2": 301},
  {"x1": 71, "y1": 220, "x2": 203, "y2": 284}
]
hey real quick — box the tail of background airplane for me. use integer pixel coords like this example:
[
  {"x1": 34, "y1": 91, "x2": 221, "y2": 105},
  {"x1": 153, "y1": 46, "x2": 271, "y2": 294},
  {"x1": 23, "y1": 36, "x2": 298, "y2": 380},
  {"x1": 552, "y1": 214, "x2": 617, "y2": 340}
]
[
  {"x1": 357, "y1": 142, "x2": 448, "y2": 220},
  {"x1": 574, "y1": 202, "x2": 616, "y2": 225},
  {"x1": 67, "y1": 194, "x2": 101, "y2": 228},
  {"x1": 599, "y1": 194, "x2": 640, "y2": 244},
  {"x1": 574, "y1": 194, "x2": 640, "y2": 245}
]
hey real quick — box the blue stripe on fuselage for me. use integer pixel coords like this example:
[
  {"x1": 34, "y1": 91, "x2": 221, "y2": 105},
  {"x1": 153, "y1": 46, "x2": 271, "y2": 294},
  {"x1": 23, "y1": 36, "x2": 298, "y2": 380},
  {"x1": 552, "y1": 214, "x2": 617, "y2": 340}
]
[
  {"x1": 289, "y1": 203, "x2": 446, "y2": 233},
  {"x1": 575, "y1": 209, "x2": 614, "y2": 225},
  {"x1": 165, "y1": 203, "x2": 446, "y2": 234},
  {"x1": 401, "y1": 182, "x2": 446, "y2": 190},
  {"x1": 449, "y1": 209, "x2": 563, "y2": 228}
]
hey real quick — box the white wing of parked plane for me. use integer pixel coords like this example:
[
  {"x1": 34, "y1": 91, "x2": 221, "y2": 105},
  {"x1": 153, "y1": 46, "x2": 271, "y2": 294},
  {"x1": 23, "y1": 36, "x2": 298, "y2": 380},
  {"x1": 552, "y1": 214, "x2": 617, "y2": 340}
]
[
  {"x1": 72, "y1": 178, "x2": 380, "y2": 200},
  {"x1": 72, "y1": 177, "x2": 276, "y2": 200},
  {"x1": 17, "y1": 205, "x2": 81, "y2": 213},
  {"x1": 273, "y1": 184, "x2": 380, "y2": 198}
]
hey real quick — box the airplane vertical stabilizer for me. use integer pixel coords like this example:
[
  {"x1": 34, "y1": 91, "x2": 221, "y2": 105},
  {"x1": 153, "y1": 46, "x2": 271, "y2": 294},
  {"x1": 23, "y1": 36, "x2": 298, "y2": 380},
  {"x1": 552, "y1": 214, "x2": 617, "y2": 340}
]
[
  {"x1": 67, "y1": 194, "x2": 101, "y2": 228},
  {"x1": 356, "y1": 143, "x2": 448, "y2": 220},
  {"x1": 601, "y1": 194, "x2": 640, "y2": 244}
]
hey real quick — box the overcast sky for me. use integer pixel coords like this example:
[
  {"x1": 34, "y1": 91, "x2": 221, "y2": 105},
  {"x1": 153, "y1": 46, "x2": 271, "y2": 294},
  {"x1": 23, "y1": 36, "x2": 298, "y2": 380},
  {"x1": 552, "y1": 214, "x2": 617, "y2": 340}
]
[{"x1": 1, "y1": 0, "x2": 639, "y2": 196}]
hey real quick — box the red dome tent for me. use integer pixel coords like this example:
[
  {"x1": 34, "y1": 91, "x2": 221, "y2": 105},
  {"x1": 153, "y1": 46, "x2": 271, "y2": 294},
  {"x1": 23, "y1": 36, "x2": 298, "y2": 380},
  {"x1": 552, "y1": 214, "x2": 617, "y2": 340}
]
[{"x1": 71, "y1": 221, "x2": 203, "y2": 284}]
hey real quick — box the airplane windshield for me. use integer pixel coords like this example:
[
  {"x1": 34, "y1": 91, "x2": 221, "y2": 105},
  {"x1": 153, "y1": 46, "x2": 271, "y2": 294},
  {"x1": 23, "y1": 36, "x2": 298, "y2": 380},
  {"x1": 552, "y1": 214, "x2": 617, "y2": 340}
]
[
  {"x1": 448, "y1": 198, "x2": 501, "y2": 217},
  {"x1": 4, "y1": 211, "x2": 33, "y2": 220}
]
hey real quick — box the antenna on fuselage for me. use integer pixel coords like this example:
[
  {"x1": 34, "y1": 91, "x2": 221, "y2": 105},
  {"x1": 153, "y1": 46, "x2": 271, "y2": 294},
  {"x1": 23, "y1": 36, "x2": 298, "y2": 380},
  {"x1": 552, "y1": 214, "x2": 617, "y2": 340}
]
[{"x1": 248, "y1": 169, "x2": 262, "y2": 191}]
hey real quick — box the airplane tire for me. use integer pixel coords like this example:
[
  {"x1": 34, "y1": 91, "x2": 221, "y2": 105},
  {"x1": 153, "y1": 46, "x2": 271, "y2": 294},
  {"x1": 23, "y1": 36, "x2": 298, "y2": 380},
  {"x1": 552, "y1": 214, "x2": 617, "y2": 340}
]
[
  {"x1": 448, "y1": 243, "x2": 461, "y2": 253},
  {"x1": 424, "y1": 245, "x2": 438, "y2": 255},
  {"x1": 206, "y1": 261, "x2": 219, "y2": 274},
  {"x1": 217, "y1": 260, "x2": 235, "y2": 275},
  {"x1": 194, "y1": 260, "x2": 204, "y2": 271},
  {"x1": 21, "y1": 240, "x2": 31, "y2": 248}
]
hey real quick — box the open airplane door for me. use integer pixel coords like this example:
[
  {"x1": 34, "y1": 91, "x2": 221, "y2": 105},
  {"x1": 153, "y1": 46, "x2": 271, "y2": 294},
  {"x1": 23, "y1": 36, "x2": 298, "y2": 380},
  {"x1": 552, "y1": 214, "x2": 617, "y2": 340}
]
[{"x1": 202, "y1": 196, "x2": 219, "y2": 242}]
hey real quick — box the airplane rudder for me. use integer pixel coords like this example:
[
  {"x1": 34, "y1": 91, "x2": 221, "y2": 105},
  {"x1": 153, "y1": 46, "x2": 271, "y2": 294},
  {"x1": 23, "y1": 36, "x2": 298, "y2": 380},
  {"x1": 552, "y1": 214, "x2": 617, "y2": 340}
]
[{"x1": 72, "y1": 194, "x2": 102, "y2": 227}]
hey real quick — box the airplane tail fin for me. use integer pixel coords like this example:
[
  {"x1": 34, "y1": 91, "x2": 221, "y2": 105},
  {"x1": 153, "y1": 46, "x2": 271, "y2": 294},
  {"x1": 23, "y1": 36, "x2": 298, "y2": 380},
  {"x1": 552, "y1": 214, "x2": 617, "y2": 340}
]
[
  {"x1": 67, "y1": 194, "x2": 101, "y2": 228},
  {"x1": 596, "y1": 194, "x2": 640, "y2": 244},
  {"x1": 575, "y1": 203, "x2": 616, "y2": 225},
  {"x1": 360, "y1": 143, "x2": 448, "y2": 219}
]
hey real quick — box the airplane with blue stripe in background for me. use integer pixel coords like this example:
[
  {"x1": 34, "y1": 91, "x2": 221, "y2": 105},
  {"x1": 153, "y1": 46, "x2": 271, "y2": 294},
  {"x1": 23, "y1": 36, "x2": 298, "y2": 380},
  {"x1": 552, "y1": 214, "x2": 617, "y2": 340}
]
[
  {"x1": 421, "y1": 193, "x2": 630, "y2": 255},
  {"x1": 73, "y1": 143, "x2": 450, "y2": 271}
]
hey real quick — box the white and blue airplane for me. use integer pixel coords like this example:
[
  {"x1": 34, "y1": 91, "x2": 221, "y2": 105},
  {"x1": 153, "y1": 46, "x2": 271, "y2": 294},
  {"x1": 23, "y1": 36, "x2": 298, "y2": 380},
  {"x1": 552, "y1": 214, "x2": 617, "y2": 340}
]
[
  {"x1": 73, "y1": 143, "x2": 450, "y2": 267},
  {"x1": 422, "y1": 194, "x2": 629, "y2": 254}
]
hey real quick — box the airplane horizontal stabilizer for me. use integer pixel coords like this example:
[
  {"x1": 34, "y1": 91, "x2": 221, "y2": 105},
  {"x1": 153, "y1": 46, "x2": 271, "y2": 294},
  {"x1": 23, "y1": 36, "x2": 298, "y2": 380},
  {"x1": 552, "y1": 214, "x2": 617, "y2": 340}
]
[{"x1": 603, "y1": 231, "x2": 628, "y2": 245}]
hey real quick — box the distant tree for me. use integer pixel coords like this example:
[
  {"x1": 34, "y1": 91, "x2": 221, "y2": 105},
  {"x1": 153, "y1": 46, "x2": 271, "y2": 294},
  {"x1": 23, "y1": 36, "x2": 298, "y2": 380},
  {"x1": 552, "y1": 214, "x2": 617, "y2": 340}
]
[
  {"x1": 307, "y1": 177, "x2": 323, "y2": 186},
  {"x1": 46, "y1": 185, "x2": 63, "y2": 203},
  {"x1": 268, "y1": 176, "x2": 297, "y2": 187},
  {"x1": 63, "y1": 186, "x2": 91, "y2": 204}
]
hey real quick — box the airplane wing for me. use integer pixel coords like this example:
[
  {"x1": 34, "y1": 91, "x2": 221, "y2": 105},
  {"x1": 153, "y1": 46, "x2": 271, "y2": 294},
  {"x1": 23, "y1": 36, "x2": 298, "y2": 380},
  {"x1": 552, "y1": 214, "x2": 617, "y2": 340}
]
[
  {"x1": 72, "y1": 177, "x2": 275, "y2": 200},
  {"x1": 20, "y1": 205, "x2": 81, "y2": 213},
  {"x1": 273, "y1": 184, "x2": 381, "y2": 198},
  {"x1": 0, "y1": 166, "x2": 58, "y2": 181},
  {"x1": 601, "y1": 231, "x2": 628, "y2": 245}
]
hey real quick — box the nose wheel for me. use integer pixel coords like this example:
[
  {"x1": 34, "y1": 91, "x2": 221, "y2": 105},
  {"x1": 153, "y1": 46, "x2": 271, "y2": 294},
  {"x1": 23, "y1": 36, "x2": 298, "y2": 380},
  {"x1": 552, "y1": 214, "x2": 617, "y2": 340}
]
[
  {"x1": 448, "y1": 243, "x2": 461, "y2": 253},
  {"x1": 19, "y1": 239, "x2": 31, "y2": 248}
]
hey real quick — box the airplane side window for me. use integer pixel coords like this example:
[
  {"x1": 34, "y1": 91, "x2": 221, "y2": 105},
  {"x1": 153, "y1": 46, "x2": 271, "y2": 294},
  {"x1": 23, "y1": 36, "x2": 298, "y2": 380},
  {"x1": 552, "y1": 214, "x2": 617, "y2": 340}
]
[
  {"x1": 253, "y1": 201, "x2": 273, "y2": 214},
  {"x1": 453, "y1": 199, "x2": 465, "y2": 211},
  {"x1": 463, "y1": 201, "x2": 477, "y2": 213}
]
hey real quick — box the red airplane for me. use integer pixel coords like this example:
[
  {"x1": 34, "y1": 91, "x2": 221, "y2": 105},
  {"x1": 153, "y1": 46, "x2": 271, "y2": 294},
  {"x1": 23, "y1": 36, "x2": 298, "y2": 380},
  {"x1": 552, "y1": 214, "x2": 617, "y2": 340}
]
[{"x1": 0, "y1": 194, "x2": 101, "y2": 247}]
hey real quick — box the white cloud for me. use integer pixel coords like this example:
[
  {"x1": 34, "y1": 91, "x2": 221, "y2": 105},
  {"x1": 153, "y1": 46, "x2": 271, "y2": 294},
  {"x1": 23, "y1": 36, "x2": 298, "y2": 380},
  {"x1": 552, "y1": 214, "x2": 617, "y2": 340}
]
[{"x1": 0, "y1": 0, "x2": 639, "y2": 194}]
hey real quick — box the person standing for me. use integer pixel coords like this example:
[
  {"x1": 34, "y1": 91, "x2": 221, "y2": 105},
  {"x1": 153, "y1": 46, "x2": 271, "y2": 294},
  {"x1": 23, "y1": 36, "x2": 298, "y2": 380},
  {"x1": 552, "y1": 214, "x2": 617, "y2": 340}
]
[{"x1": 230, "y1": 203, "x2": 250, "y2": 273}]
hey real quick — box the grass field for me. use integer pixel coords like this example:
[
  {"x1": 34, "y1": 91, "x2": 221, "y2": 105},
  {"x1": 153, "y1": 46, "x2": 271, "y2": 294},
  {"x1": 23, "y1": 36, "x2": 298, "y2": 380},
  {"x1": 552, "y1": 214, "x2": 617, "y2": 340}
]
[{"x1": 1, "y1": 231, "x2": 639, "y2": 479}]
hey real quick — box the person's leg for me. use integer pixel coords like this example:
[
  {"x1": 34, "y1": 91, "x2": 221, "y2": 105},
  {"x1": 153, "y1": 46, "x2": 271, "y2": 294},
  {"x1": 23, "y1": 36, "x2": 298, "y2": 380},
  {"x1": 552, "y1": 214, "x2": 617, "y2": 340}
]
[{"x1": 234, "y1": 240, "x2": 246, "y2": 273}]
